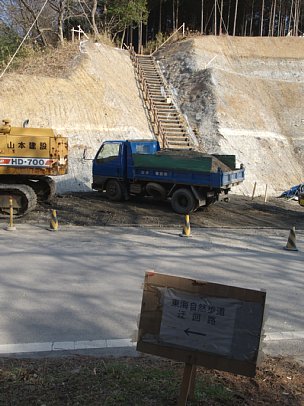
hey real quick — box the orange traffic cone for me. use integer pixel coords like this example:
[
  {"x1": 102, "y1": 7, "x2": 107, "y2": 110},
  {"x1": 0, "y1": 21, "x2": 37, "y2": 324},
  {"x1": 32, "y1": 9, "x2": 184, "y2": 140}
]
[{"x1": 284, "y1": 227, "x2": 298, "y2": 251}]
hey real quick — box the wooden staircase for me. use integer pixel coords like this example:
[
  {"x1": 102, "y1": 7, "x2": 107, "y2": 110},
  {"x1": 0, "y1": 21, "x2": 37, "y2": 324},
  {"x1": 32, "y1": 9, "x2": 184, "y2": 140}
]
[{"x1": 130, "y1": 50, "x2": 194, "y2": 150}]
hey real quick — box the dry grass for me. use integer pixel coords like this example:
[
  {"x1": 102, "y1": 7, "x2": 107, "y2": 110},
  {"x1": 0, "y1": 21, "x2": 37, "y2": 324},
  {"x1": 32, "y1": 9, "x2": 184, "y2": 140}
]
[
  {"x1": 10, "y1": 42, "x2": 82, "y2": 78},
  {"x1": 1, "y1": 355, "x2": 303, "y2": 405}
]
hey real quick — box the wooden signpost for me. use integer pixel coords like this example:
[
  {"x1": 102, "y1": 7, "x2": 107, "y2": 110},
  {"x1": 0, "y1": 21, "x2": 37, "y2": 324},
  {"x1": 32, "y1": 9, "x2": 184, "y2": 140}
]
[{"x1": 137, "y1": 272, "x2": 266, "y2": 405}]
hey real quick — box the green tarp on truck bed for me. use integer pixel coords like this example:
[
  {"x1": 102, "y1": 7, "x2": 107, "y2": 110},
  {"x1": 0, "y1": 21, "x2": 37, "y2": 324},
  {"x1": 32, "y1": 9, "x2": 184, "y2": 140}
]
[
  {"x1": 133, "y1": 154, "x2": 212, "y2": 172},
  {"x1": 132, "y1": 150, "x2": 234, "y2": 173}
]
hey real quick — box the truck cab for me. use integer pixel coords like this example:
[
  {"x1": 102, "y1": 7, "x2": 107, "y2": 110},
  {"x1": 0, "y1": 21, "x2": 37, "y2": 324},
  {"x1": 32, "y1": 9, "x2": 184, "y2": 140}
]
[{"x1": 92, "y1": 140, "x2": 159, "y2": 190}]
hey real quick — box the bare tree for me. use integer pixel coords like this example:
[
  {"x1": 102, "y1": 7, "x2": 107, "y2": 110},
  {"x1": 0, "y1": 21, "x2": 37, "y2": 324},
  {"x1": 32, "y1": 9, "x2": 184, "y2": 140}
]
[
  {"x1": 200, "y1": 0, "x2": 203, "y2": 33},
  {"x1": 159, "y1": 0, "x2": 162, "y2": 33},
  {"x1": 219, "y1": 0, "x2": 223, "y2": 35},
  {"x1": 49, "y1": 0, "x2": 67, "y2": 45},
  {"x1": 260, "y1": 0, "x2": 265, "y2": 36},
  {"x1": 249, "y1": 0, "x2": 255, "y2": 36},
  {"x1": 91, "y1": 0, "x2": 99, "y2": 38},
  {"x1": 214, "y1": 0, "x2": 217, "y2": 35},
  {"x1": 19, "y1": 0, "x2": 49, "y2": 46},
  {"x1": 233, "y1": 0, "x2": 239, "y2": 36}
]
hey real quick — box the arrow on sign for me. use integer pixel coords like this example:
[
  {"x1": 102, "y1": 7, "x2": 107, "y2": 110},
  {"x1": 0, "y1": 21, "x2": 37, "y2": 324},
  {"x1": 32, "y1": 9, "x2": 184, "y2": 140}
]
[{"x1": 184, "y1": 328, "x2": 206, "y2": 337}]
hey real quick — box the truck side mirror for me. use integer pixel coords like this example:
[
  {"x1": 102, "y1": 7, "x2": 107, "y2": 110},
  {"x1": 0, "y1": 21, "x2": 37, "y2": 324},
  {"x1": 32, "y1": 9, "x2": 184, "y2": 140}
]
[{"x1": 82, "y1": 147, "x2": 93, "y2": 161}]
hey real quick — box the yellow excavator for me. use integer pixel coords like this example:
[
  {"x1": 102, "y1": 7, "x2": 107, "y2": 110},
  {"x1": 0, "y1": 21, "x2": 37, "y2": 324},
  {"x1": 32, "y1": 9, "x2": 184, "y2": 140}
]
[{"x1": 0, "y1": 119, "x2": 68, "y2": 217}]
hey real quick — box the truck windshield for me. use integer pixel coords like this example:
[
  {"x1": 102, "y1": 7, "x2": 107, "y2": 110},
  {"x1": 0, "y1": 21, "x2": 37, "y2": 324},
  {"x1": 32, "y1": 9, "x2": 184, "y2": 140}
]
[{"x1": 96, "y1": 143, "x2": 120, "y2": 161}]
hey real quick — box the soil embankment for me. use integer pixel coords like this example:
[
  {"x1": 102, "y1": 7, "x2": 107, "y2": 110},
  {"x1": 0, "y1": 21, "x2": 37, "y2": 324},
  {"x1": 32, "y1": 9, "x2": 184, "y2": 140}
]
[
  {"x1": 156, "y1": 36, "x2": 304, "y2": 196},
  {"x1": 0, "y1": 42, "x2": 153, "y2": 192},
  {"x1": 0, "y1": 37, "x2": 303, "y2": 195}
]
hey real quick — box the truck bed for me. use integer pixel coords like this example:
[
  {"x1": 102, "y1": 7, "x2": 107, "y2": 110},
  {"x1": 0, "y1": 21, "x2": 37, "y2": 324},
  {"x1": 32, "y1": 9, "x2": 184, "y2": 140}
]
[{"x1": 132, "y1": 154, "x2": 244, "y2": 188}]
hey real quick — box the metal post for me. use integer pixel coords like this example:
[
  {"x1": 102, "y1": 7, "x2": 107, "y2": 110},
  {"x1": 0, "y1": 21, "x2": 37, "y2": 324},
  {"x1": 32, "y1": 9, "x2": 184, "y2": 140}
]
[
  {"x1": 50, "y1": 209, "x2": 59, "y2": 231},
  {"x1": 180, "y1": 214, "x2": 191, "y2": 237}
]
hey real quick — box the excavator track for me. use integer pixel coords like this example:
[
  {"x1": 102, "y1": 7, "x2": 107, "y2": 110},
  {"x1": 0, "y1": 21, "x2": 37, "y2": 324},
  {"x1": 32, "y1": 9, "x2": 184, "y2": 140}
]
[
  {"x1": 25, "y1": 176, "x2": 56, "y2": 202},
  {"x1": 0, "y1": 184, "x2": 37, "y2": 218}
]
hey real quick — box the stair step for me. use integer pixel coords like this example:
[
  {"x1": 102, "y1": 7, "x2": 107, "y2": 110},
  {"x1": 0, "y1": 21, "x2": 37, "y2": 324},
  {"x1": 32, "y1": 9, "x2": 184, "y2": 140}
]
[
  {"x1": 138, "y1": 58, "x2": 154, "y2": 62},
  {"x1": 154, "y1": 102, "x2": 174, "y2": 106},
  {"x1": 167, "y1": 142, "x2": 191, "y2": 147},
  {"x1": 147, "y1": 90, "x2": 164, "y2": 94},
  {"x1": 146, "y1": 81, "x2": 162, "y2": 86},
  {"x1": 159, "y1": 120, "x2": 180, "y2": 124},
  {"x1": 157, "y1": 108, "x2": 177, "y2": 113},
  {"x1": 147, "y1": 78, "x2": 164, "y2": 83},
  {"x1": 154, "y1": 104, "x2": 175, "y2": 108},
  {"x1": 157, "y1": 101, "x2": 175, "y2": 105},
  {"x1": 165, "y1": 135, "x2": 189, "y2": 140},
  {"x1": 149, "y1": 90, "x2": 167, "y2": 100},
  {"x1": 160, "y1": 123, "x2": 184, "y2": 128},
  {"x1": 142, "y1": 69, "x2": 159, "y2": 73},
  {"x1": 167, "y1": 146, "x2": 192, "y2": 150},
  {"x1": 141, "y1": 67, "x2": 158, "y2": 71},
  {"x1": 145, "y1": 77, "x2": 161, "y2": 81},
  {"x1": 157, "y1": 109, "x2": 178, "y2": 113},
  {"x1": 157, "y1": 114, "x2": 179, "y2": 119},
  {"x1": 147, "y1": 83, "x2": 164, "y2": 87},
  {"x1": 161, "y1": 126, "x2": 185, "y2": 131},
  {"x1": 150, "y1": 95, "x2": 166, "y2": 99},
  {"x1": 164, "y1": 132, "x2": 187, "y2": 137}
]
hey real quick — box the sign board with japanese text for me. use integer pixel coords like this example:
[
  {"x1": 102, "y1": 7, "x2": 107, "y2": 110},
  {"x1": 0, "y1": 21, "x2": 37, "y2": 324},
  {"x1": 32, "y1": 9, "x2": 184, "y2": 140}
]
[{"x1": 137, "y1": 272, "x2": 266, "y2": 377}]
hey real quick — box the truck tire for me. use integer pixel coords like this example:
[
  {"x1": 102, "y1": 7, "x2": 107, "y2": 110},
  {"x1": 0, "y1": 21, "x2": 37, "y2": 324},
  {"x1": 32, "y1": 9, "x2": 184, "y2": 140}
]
[
  {"x1": 146, "y1": 182, "x2": 166, "y2": 201},
  {"x1": 171, "y1": 188, "x2": 197, "y2": 214},
  {"x1": 106, "y1": 179, "x2": 123, "y2": 201}
]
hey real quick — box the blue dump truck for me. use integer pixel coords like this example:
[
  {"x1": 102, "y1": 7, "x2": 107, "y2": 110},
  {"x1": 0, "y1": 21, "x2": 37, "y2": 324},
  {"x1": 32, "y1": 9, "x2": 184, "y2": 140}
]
[{"x1": 92, "y1": 140, "x2": 245, "y2": 214}]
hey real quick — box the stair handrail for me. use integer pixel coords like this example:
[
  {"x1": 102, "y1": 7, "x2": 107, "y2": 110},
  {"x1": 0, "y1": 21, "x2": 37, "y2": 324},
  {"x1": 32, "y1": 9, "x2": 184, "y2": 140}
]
[
  {"x1": 151, "y1": 23, "x2": 185, "y2": 56},
  {"x1": 155, "y1": 60, "x2": 199, "y2": 147}
]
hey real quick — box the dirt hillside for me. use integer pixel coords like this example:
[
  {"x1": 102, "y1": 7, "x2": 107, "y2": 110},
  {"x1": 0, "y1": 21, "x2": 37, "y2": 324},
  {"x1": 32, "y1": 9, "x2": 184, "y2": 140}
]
[
  {"x1": 156, "y1": 36, "x2": 304, "y2": 196},
  {"x1": 0, "y1": 42, "x2": 153, "y2": 192},
  {"x1": 0, "y1": 37, "x2": 303, "y2": 196}
]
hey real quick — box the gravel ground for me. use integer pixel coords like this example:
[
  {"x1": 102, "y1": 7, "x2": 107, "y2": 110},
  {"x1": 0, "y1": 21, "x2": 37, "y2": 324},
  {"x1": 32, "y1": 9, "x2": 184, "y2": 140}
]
[{"x1": 11, "y1": 193, "x2": 304, "y2": 230}]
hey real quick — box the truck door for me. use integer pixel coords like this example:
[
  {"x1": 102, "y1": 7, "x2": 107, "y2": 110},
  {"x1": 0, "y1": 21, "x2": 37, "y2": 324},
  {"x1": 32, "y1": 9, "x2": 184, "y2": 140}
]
[{"x1": 93, "y1": 142, "x2": 124, "y2": 186}]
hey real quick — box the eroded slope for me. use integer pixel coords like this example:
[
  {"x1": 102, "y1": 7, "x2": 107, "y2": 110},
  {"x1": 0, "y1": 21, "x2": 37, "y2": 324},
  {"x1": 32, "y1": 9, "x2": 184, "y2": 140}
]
[
  {"x1": 0, "y1": 42, "x2": 153, "y2": 191},
  {"x1": 156, "y1": 36, "x2": 304, "y2": 195}
]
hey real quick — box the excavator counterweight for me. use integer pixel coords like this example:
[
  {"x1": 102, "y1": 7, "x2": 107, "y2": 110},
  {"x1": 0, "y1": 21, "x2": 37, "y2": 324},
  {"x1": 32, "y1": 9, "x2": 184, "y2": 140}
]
[{"x1": 0, "y1": 119, "x2": 68, "y2": 217}]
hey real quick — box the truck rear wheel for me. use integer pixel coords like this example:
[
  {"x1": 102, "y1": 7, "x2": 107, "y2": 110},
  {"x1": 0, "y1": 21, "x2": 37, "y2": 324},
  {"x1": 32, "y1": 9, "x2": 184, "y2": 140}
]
[
  {"x1": 106, "y1": 179, "x2": 123, "y2": 202},
  {"x1": 171, "y1": 188, "x2": 197, "y2": 214}
]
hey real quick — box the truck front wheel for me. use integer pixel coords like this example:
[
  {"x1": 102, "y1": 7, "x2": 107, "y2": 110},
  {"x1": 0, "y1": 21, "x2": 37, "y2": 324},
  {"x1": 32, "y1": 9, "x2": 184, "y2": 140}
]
[
  {"x1": 106, "y1": 179, "x2": 123, "y2": 202},
  {"x1": 171, "y1": 188, "x2": 197, "y2": 214}
]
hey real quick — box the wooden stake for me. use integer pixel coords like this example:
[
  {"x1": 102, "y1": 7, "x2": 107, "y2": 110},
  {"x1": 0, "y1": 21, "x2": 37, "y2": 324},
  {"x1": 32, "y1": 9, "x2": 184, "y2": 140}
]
[
  {"x1": 264, "y1": 184, "x2": 268, "y2": 203},
  {"x1": 251, "y1": 182, "x2": 257, "y2": 200},
  {"x1": 178, "y1": 363, "x2": 196, "y2": 406},
  {"x1": 188, "y1": 365, "x2": 197, "y2": 400}
]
